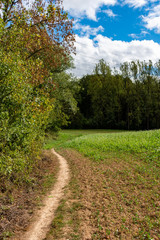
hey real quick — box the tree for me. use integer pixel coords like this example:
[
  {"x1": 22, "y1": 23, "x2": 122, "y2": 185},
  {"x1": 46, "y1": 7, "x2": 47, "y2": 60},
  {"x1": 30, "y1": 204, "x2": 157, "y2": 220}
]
[
  {"x1": 0, "y1": 0, "x2": 75, "y2": 82},
  {"x1": 0, "y1": 0, "x2": 76, "y2": 181},
  {"x1": 71, "y1": 59, "x2": 160, "y2": 130},
  {"x1": 47, "y1": 72, "x2": 79, "y2": 131}
]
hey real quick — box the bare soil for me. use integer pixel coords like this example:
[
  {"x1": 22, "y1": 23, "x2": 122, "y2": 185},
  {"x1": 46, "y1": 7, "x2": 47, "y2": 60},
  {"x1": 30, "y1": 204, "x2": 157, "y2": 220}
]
[
  {"x1": 1, "y1": 148, "x2": 159, "y2": 240},
  {"x1": 46, "y1": 149, "x2": 160, "y2": 240},
  {"x1": 16, "y1": 149, "x2": 70, "y2": 240}
]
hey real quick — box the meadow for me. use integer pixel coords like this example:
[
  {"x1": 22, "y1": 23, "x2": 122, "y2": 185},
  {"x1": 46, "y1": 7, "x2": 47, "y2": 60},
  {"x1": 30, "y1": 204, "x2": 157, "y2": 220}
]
[
  {"x1": 45, "y1": 129, "x2": 160, "y2": 239},
  {"x1": 45, "y1": 129, "x2": 160, "y2": 165}
]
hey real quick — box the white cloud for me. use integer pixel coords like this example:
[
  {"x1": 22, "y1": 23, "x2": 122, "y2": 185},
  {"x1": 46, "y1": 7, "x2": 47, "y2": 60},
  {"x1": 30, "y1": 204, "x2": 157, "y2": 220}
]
[
  {"x1": 74, "y1": 23, "x2": 104, "y2": 36},
  {"x1": 123, "y1": 0, "x2": 158, "y2": 8},
  {"x1": 128, "y1": 33, "x2": 139, "y2": 39},
  {"x1": 123, "y1": 0, "x2": 147, "y2": 8},
  {"x1": 128, "y1": 30, "x2": 149, "y2": 39},
  {"x1": 63, "y1": 0, "x2": 117, "y2": 20},
  {"x1": 0, "y1": 9, "x2": 2, "y2": 18},
  {"x1": 23, "y1": 0, "x2": 35, "y2": 8},
  {"x1": 141, "y1": 30, "x2": 149, "y2": 36},
  {"x1": 103, "y1": 9, "x2": 117, "y2": 17},
  {"x1": 143, "y1": 4, "x2": 160, "y2": 33},
  {"x1": 70, "y1": 35, "x2": 160, "y2": 77}
]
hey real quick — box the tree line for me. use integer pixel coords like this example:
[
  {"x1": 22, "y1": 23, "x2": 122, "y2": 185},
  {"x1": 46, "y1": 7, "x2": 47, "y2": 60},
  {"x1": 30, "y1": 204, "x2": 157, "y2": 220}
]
[
  {"x1": 69, "y1": 59, "x2": 160, "y2": 130},
  {"x1": 0, "y1": 0, "x2": 77, "y2": 182}
]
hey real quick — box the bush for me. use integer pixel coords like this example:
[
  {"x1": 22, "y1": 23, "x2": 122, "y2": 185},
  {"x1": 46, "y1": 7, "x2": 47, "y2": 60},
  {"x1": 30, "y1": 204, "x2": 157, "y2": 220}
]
[{"x1": 0, "y1": 32, "x2": 53, "y2": 183}]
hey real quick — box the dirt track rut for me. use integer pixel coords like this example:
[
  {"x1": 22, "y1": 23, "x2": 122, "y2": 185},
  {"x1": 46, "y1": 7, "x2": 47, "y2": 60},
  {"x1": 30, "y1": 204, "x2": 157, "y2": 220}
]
[{"x1": 16, "y1": 149, "x2": 70, "y2": 240}]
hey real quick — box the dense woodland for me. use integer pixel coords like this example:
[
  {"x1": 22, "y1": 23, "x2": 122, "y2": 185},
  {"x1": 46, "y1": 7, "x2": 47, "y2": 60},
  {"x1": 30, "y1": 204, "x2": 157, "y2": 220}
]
[{"x1": 69, "y1": 59, "x2": 160, "y2": 131}]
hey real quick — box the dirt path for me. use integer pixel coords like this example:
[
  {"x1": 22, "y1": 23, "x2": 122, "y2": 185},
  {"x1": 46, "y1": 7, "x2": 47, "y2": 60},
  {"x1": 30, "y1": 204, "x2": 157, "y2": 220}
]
[
  {"x1": 46, "y1": 149, "x2": 160, "y2": 240},
  {"x1": 16, "y1": 149, "x2": 70, "y2": 240}
]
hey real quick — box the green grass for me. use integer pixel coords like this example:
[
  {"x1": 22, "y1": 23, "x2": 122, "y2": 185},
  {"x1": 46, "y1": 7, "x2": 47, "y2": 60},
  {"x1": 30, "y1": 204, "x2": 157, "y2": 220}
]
[
  {"x1": 44, "y1": 129, "x2": 125, "y2": 149},
  {"x1": 44, "y1": 129, "x2": 160, "y2": 166}
]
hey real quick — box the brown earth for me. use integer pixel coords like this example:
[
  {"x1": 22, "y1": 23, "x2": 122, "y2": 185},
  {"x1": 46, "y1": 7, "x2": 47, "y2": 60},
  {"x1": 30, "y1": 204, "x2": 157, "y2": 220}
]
[
  {"x1": 46, "y1": 149, "x2": 160, "y2": 240},
  {"x1": 1, "y1": 149, "x2": 159, "y2": 240}
]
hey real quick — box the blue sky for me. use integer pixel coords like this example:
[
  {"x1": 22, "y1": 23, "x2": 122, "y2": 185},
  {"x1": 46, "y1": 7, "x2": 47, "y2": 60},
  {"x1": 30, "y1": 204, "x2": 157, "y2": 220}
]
[{"x1": 62, "y1": 0, "x2": 160, "y2": 77}]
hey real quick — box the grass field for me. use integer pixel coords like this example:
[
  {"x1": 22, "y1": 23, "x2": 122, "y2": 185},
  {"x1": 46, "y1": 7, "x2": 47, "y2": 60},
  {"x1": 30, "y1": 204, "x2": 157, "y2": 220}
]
[
  {"x1": 45, "y1": 129, "x2": 125, "y2": 150},
  {"x1": 45, "y1": 129, "x2": 160, "y2": 168},
  {"x1": 45, "y1": 129, "x2": 160, "y2": 239},
  {"x1": 45, "y1": 129, "x2": 160, "y2": 163}
]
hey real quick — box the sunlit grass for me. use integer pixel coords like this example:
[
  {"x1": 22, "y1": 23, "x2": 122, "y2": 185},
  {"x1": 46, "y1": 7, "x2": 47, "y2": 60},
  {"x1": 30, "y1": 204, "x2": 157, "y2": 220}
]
[
  {"x1": 45, "y1": 129, "x2": 160, "y2": 166},
  {"x1": 44, "y1": 129, "x2": 125, "y2": 150}
]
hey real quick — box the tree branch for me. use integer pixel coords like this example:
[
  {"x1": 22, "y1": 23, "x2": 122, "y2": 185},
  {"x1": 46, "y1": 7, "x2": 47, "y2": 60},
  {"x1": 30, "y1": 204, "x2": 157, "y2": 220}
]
[{"x1": 26, "y1": 47, "x2": 46, "y2": 60}]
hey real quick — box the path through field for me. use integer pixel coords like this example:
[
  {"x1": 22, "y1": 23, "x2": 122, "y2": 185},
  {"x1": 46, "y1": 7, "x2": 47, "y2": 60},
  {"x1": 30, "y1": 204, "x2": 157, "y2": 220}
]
[
  {"x1": 46, "y1": 149, "x2": 160, "y2": 240},
  {"x1": 16, "y1": 149, "x2": 70, "y2": 240}
]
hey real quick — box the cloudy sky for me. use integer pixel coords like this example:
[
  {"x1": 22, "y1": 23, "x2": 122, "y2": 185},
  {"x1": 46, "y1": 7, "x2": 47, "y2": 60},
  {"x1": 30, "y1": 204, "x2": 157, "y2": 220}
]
[{"x1": 62, "y1": 0, "x2": 160, "y2": 77}]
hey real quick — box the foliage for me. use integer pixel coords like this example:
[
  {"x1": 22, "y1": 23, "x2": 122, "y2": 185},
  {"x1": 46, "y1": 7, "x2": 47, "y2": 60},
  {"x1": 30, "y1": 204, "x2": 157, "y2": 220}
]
[
  {"x1": 0, "y1": 37, "x2": 53, "y2": 181},
  {"x1": 69, "y1": 59, "x2": 160, "y2": 130},
  {"x1": 0, "y1": 0, "x2": 75, "y2": 183},
  {"x1": 46, "y1": 72, "x2": 79, "y2": 131},
  {"x1": 0, "y1": 0, "x2": 75, "y2": 78}
]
